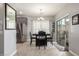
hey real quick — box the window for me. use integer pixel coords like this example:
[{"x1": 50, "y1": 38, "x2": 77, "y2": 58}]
[
  {"x1": 5, "y1": 4, "x2": 16, "y2": 30},
  {"x1": 32, "y1": 20, "x2": 50, "y2": 34}
]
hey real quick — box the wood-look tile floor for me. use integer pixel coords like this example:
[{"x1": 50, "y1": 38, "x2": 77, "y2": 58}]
[{"x1": 15, "y1": 42, "x2": 73, "y2": 56}]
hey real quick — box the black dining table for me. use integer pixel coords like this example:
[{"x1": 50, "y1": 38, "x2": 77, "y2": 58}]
[
  {"x1": 30, "y1": 33, "x2": 53, "y2": 46},
  {"x1": 32, "y1": 33, "x2": 53, "y2": 40}
]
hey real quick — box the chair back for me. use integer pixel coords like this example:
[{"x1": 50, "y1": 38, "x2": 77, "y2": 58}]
[
  {"x1": 36, "y1": 31, "x2": 46, "y2": 40},
  {"x1": 30, "y1": 32, "x2": 32, "y2": 39},
  {"x1": 36, "y1": 31, "x2": 47, "y2": 47},
  {"x1": 38, "y1": 31, "x2": 46, "y2": 36}
]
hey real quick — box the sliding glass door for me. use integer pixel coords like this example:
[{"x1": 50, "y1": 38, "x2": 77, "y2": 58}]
[
  {"x1": 56, "y1": 18, "x2": 66, "y2": 46},
  {"x1": 56, "y1": 16, "x2": 69, "y2": 49}
]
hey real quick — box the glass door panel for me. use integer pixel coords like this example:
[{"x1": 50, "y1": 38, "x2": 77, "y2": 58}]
[
  {"x1": 59, "y1": 19, "x2": 66, "y2": 46},
  {"x1": 56, "y1": 16, "x2": 69, "y2": 48}
]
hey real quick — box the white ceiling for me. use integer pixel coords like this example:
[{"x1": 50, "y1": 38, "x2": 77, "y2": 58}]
[{"x1": 9, "y1": 3, "x2": 67, "y2": 16}]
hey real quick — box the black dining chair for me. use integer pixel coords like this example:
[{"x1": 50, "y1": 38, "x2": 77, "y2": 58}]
[
  {"x1": 30, "y1": 32, "x2": 36, "y2": 45},
  {"x1": 47, "y1": 34, "x2": 53, "y2": 45},
  {"x1": 36, "y1": 31, "x2": 47, "y2": 49}
]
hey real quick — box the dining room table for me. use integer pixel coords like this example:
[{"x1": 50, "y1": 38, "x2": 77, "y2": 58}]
[{"x1": 32, "y1": 33, "x2": 53, "y2": 42}]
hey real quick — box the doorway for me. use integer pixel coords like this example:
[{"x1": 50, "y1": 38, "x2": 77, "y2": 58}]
[{"x1": 56, "y1": 16, "x2": 70, "y2": 51}]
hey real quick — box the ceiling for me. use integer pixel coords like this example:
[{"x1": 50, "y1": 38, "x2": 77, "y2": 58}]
[{"x1": 9, "y1": 3, "x2": 67, "y2": 16}]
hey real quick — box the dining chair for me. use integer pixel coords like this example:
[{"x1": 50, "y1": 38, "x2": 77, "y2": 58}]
[
  {"x1": 29, "y1": 32, "x2": 36, "y2": 45},
  {"x1": 36, "y1": 31, "x2": 47, "y2": 49},
  {"x1": 47, "y1": 34, "x2": 53, "y2": 45}
]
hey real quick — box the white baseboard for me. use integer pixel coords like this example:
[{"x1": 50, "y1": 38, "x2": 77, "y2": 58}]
[
  {"x1": 69, "y1": 50, "x2": 78, "y2": 56},
  {"x1": 10, "y1": 50, "x2": 17, "y2": 56}
]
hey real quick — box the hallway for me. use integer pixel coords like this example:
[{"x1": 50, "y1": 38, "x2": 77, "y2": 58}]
[{"x1": 15, "y1": 42, "x2": 73, "y2": 56}]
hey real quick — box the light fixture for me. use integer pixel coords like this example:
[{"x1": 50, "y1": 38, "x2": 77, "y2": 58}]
[
  {"x1": 66, "y1": 19, "x2": 69, "y2": 22},
  {"x1": 19, "y1": 11, "x2": 23, "y2": 15},
  {"x1": 37, "y1": 9, "x2": 45, "y2": 21}
]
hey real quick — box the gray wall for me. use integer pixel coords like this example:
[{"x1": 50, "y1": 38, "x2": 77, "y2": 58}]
[
  {"x1": 25, "y1": 16, "x2": 31, "y2": 41},
  {"x1": 0, "y1": 3, "x2": 4, "y2": 56},
  {"x1": 3, "y1": 4, "x2": 17, "y2": 56},
  {"x1": 0, "y1": 3, "x2": 16, "y2": 56},
  {"x1": 4, "y1": 30, "x2": 16, "y2": 56},
  {"x1": 55, "y1": 3, "x2": 79, "y2": 55}
]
